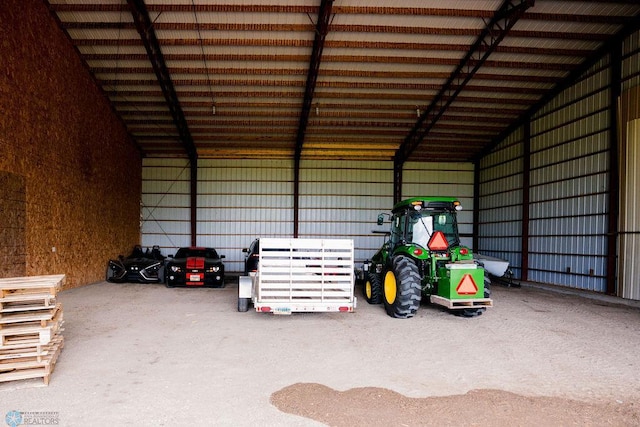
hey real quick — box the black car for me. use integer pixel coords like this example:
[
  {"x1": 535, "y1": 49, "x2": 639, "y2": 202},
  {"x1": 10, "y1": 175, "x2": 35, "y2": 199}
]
[
  {"x1": 106, "y1": 245, "x2": 166, "y2": 283},
  {"x1": 165, "y1": 247, "x2": 225, "y2": 288},
  {"x1": 242, "y1": 239, "x2": 260, "y2": 274}
]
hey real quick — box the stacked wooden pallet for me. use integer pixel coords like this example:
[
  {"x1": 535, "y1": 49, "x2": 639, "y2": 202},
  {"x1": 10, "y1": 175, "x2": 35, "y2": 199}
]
[{"x1": 0, "y1": 274, "x2": 65, "y2": 386}]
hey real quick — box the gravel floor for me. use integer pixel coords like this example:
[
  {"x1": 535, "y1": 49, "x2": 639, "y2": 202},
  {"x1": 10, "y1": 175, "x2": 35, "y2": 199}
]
[{"x1": 1, "y1": 279, "x2": 639, "y2": 426}]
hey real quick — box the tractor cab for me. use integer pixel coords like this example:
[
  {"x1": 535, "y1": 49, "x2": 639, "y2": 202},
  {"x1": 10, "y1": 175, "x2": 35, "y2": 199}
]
[{"x1": 379, "y1": 197, "x2": 465, "y2": 259}]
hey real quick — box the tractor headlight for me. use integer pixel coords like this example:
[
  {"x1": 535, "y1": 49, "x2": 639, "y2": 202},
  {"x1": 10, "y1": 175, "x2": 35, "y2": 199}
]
[
  {"x1": 170, "y1": 265, "x2": 182, "y2": 273},
  {"x1": 207, "y1": 266, "x2": 220, "y2": 273}
]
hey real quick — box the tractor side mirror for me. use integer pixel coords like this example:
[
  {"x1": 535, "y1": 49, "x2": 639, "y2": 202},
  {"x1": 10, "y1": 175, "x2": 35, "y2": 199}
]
[{"x1": 377, "y1": 214, "x2": 385, "y2": 225}]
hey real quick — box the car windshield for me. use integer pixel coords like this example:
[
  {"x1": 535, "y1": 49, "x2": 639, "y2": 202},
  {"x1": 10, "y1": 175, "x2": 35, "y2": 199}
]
[
  {"x1": 407, "y1": 210, "x2": 459, "y2": 248},
  {"x1": 175, "y1": 248, "x2": 219, "y2": 259}
]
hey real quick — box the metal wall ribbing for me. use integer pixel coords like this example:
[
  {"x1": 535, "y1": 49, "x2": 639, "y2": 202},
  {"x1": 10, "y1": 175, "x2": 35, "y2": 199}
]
[
  {"x1": 141, "y1": 158, "x2": 192, "y2": 251},
  {"x1": 298, "y1": 160, "x2": 393, "y2": 267},
  {"x1": 620, "y1": 118, "x2": 640, "y2": 300},
  {"x1": 403, "y1": 162, "x2": 476, "y2": 248},
  {"x1": 197, "y1": 159, "x2": 294, "y2": 273},
  {"x1": 619, "y1": 29, "x2": 640, "y2": 300},
  {"x1": 141, "y1": 159, "x2": 477, "y2": 273},
  {"x1": 528, "y1": 57, "x2": 612, "y2": 291},
  {"x1": 478, "y1": 130, "x2": 525, "y2": 278},
  {"x1": 622, "y1": 29, "x2": 640, "y2": 92}
]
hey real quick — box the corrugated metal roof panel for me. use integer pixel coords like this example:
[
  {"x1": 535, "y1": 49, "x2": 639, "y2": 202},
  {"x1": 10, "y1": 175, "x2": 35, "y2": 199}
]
[{"x1": 48, "y1": 0, "x2": 640, "y2": 161}]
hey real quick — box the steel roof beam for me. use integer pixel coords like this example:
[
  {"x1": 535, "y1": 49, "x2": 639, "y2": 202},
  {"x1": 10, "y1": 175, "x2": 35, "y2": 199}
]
[
  {"x1": 395, "y1": 0, "x2": 534, "y2": 167},
  {"x1": 294, "y1": 0, "x2": 334, "y2": 160},
  {"x1": 293, "y1": 0, "x2": 334, "y2": 237},
  {"x1": 126, "y1": 0, "x2": 197, "y2": 164},
  {"x1": 127, "y1": 0, "x2": 198, "y2": 246}
]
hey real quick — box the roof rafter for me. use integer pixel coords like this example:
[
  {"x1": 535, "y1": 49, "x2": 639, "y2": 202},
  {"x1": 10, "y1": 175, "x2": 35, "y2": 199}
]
[
  {"x1": 395, "y1": 0, "x2": 535, "y2": 169},
  {"x1": 294, "y1": 0, "x2": 333, "y2": 160},
  {"x1": 126, "y1": 0, "x2": 197, "y2": 163}
]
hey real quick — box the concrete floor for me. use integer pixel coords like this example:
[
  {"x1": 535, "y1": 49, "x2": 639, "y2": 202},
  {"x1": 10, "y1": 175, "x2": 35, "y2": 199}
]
[{"x1": 1, "y1": 278, "x2": 640, "y2": 426}]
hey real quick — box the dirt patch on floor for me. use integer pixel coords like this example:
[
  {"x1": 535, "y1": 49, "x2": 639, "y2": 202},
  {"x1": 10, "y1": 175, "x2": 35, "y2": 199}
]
[{"x1": 271, "y1": 383, "x2": 640, "y2": 426}]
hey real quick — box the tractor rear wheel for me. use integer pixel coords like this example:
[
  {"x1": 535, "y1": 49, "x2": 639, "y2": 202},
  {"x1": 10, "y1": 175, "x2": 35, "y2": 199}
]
[
  {"x1": 363, "y1": 272, "x2": 382, "y2": 304},
  {"x1": 383, "y1": 256, "x2": 422, "y2": 318}
]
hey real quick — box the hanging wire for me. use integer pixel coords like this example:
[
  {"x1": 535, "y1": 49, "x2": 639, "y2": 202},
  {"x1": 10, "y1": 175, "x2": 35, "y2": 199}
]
[{"x1": 191, "y1": 0, "x2": 216, "y2": 113}]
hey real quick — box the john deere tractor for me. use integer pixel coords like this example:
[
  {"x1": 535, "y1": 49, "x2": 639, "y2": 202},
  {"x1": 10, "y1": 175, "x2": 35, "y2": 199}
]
[{"x1": 363, "y1": 197, "x2": 492, "y2": 318}]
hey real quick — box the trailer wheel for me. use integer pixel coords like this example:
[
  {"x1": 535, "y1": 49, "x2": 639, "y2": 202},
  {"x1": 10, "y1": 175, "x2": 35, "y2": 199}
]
[
  {"x1": 383, "y1": 256, "x2": 422, "y2": 318},
  {"x1": 238, "y1": 297, "x2": 250, "y2": 312},
  {"x1": 363, "y1": 272, "x2": 382, "y2": 304}
]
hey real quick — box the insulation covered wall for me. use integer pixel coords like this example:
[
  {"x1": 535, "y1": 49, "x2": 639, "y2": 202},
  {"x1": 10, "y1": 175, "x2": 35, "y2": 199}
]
[{"x1": 0, "y1": 0, "x2": 141, "y2": 289}]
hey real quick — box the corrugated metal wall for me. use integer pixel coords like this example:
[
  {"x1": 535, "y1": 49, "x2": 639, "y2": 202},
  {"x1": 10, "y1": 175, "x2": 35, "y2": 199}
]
[
  {"x1": 403, "y1": 162, "x2": 476, "y2": 248},
  {"x1": 141, "y1": 158, "x2": 192, "y2": 250},
  {"x1": 620, "y1": 118, "x2": 640, "y2": 300},
  {"x1": 298, "y1": 160, "x2": 393, "y2": 266},
  {"x1": 528, "y1": 56, "x2": 611, "y2": 291},
  {"x1": 479, "y1": 58, "x2": 613, "y2": 292},
  {"x1": 197, "y1": 159, "x2": 294, "y2": 272},
  {"x1": 141, "y1": 159, "x2": 475, "y2": 273},
  {"x1": 622, "y1": 29, "x2": 640, "y2": 92},
  {"x1": 619, "y1": 29, "x2": 640, "y2": 299},
  {"x1": 478, "y1": 129, "x2": 525, "y2": 278}
]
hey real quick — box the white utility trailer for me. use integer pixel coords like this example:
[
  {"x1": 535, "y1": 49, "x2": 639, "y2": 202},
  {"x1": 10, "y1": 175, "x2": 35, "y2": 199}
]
[{"x1": 238, "y1": 238, "x2": 356, "y2": 314}]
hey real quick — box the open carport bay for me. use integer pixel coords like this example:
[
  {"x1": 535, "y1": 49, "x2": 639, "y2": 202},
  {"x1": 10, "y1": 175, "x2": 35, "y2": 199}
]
[{"x1": 1, "y1": 281, "x2": 639, "y2": 426}]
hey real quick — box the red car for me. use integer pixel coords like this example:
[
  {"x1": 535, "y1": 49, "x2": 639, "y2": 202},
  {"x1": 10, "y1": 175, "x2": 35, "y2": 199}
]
[{"x1": 165, "y1": 247, "x2": 225, "y2": 288}]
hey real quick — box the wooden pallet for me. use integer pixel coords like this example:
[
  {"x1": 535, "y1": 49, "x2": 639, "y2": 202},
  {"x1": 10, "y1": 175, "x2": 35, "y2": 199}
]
[
  {"x1": 0, "y1": 275, "x2": 65, "y2": 299},
  {"x1": 0, "y1": 337, "x2": 61, "y2": 362},
  {"x1": 0, "y1": 307, "x2": 63, "y2": 347},
  {"x1": 0, "y1": 334, "x2": 64, "y2": 385},
  {"x1": 0, "y1": 303, "x2": 61, "y2": 325},
  {"x1": 430, "y1": 295, "x2": 494, "y2": 309},
  {"x1": 0, "y1": 275, "x2": 65, "y2": 386},
  {"x1": 0, "y1": 293, "x2": 57, "y2": 315}
]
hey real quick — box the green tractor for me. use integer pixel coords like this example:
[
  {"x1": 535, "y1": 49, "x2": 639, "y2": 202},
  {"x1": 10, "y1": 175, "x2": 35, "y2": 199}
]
[{"x1": 363, "y1": 197, "x2": 492, "y2": 318}]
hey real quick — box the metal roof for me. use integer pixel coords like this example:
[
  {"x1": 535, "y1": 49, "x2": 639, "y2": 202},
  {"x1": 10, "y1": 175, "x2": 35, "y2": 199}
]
[{"x1": 46, "y1": 0, "x2": 640, "y2": 162}]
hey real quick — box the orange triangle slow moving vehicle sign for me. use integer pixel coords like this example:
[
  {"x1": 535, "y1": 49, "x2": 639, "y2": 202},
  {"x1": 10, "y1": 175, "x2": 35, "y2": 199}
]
[
  {"x1": 456, "y1": 274, "x2": 478, "y2": 295},
  {"x1": 428, "y1": 231, "x2": 449, "y2": 251}
]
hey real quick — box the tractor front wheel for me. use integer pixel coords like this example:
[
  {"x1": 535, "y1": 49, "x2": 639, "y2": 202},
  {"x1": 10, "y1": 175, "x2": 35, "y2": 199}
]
[
  {"x1": 383, "y1": 256, "x2": 422, "y2": 318},
  {"x1": 363, "y1": 272, "x2": 382, "y2": 304}
]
